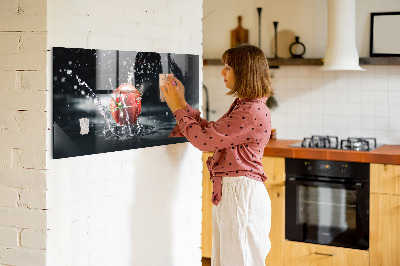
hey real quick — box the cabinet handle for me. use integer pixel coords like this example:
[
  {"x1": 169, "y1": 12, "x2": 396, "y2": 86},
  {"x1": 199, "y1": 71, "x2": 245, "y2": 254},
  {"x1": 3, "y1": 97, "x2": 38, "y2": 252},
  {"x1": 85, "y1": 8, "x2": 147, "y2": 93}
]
[{"x1": 314, "y1": 252, "x2": 335, "y2": 257}]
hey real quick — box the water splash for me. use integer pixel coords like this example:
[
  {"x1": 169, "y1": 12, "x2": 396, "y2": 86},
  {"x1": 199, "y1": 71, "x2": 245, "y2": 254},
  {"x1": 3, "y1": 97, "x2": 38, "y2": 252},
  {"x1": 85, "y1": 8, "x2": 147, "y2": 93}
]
[
  {"x1": 127, "y1": 65, "x2": 135, "y2": 84},
  {"x1": 64, "y1": 69, "x2": 145, "y2": 141}
]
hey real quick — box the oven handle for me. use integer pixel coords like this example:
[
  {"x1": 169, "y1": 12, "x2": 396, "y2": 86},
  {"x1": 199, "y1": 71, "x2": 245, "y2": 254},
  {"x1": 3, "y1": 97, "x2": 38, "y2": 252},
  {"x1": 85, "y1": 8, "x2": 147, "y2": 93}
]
[{"x1": 286, "y1": 177, "x2": 364, "y2": 189}]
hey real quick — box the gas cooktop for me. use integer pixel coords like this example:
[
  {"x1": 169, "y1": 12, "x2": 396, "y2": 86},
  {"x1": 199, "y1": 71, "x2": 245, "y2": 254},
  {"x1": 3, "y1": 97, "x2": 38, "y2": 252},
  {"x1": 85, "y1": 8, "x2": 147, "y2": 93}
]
[{"x1": 289, "y1": 135, "x2": 382, "y2": 151}]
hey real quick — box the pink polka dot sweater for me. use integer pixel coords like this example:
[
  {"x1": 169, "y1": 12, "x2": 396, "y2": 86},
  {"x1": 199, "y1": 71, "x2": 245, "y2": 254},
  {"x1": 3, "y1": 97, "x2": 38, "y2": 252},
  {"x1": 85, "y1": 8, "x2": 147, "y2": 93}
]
[{"x1": 169, "y1": 97, "x2": 272, "y2": 206}]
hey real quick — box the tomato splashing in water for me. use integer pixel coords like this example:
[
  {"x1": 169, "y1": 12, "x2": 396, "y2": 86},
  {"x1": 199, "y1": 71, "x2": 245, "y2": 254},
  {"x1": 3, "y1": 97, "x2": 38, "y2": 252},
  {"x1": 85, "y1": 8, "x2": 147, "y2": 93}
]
[{"x1": 110, "y1": 83, "x2": 142, "y2": 126}]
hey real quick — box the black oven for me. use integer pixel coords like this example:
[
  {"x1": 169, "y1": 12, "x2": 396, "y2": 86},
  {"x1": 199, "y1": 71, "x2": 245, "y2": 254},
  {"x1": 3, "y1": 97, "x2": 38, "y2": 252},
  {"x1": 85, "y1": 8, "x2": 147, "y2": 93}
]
[{"x1": 285, "y1": 158, "x2": 369, "y2": 250}]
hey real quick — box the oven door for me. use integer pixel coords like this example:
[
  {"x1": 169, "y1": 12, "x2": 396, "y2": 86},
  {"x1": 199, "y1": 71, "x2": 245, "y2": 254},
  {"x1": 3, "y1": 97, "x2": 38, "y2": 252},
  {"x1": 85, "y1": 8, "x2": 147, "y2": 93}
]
[{"x1": 285, "y1": 177, "x2": 369, "y2": 250}]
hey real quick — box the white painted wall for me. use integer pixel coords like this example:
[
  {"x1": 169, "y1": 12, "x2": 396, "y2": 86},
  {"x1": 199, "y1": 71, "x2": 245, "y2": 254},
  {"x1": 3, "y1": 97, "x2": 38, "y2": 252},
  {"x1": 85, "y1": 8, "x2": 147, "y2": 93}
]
[
  {"x1": 203, "y1": 0, "x2": 400, "y2": 145},
  {"x1": 203, "y1": 0, "x2": 400, "y2": 58},
  {"x1": 46, "y1": 0, "x2": 203, "y2": 266},
  {"x1": 203, "y1": 0, "x2": 326, "y2": 59}
]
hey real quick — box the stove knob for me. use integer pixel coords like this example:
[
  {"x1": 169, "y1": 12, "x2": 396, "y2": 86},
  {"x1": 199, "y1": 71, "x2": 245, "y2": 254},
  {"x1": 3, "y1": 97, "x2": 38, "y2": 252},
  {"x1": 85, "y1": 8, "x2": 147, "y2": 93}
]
[
  {"x1": 305, "y1": 161, "x2": 312, "y2": 171},
  {"x1": 340, "y1": 164, "x2": 347, "y2": 174}
]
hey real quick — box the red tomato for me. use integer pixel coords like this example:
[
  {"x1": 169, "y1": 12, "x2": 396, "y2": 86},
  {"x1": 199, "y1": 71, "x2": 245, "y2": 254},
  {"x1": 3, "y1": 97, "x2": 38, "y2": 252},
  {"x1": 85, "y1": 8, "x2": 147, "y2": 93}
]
[{"x1": 110, "y1": 83, "x2": 142, "y2": 125}]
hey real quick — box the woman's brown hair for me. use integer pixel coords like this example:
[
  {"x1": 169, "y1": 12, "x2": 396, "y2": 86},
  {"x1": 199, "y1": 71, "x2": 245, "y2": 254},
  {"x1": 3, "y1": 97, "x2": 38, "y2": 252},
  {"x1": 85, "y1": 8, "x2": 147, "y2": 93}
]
[{"x1": 221, "y1": 44, "x2": 273, "y2": 99}]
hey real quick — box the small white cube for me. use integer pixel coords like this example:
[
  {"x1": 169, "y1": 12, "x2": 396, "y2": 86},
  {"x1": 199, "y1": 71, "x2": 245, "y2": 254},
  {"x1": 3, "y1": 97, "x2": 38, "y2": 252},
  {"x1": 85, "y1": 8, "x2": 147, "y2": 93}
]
[{"x1": 79, "y1": 118, "x2": 90, "y2": 135}]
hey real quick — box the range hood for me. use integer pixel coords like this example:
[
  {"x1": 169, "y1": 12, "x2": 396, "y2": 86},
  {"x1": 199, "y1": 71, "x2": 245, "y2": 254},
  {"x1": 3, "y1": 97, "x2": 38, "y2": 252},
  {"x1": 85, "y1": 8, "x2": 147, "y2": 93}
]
[{"x1": 320, "y1": 0, "x2": 365, "y2": 71}]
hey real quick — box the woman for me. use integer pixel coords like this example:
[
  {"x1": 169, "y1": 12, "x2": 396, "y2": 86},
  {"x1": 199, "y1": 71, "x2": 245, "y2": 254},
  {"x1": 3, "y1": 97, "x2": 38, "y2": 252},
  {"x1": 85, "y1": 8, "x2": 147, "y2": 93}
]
[{"x1": 161, "y1": 44, "x2": 273, "y2": 266}]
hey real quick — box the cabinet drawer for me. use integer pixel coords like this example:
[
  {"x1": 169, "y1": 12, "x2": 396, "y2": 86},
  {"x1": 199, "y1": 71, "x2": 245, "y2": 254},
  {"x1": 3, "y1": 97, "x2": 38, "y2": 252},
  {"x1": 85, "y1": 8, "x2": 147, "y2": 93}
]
[{"x1": 284, "y1": 241, "x2": 369, "y2": 266}]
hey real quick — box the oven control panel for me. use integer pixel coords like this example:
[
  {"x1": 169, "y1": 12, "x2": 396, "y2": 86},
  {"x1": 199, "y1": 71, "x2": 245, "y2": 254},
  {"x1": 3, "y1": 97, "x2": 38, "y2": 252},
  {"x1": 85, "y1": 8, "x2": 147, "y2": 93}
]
[
  {"x1": 318, "y1": 162, "x2": 332, "y2": 173},
  {"x1": 286, "y1": 158, "x2": 369, "y2": 180}
]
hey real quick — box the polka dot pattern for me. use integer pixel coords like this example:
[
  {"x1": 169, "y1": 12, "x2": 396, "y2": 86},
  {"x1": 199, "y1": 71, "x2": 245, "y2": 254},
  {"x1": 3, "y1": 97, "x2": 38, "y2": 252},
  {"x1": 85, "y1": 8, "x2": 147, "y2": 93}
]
[{"x1": 170, "y1": 97, "x2": 272, "y2": 206}]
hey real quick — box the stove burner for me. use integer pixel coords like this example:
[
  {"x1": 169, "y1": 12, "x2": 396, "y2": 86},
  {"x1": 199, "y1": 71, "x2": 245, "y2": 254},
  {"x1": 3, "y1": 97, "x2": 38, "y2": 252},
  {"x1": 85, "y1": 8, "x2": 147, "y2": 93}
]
[
  {"x1": 295, "y1": 136, "x2": 378, "y2": 151},
  {"x1": 301, "y1": 135, "x2": 339, "y2": 149},
  {"x1": 340, "y1": 137, "x2": 377, "y2": 151}
]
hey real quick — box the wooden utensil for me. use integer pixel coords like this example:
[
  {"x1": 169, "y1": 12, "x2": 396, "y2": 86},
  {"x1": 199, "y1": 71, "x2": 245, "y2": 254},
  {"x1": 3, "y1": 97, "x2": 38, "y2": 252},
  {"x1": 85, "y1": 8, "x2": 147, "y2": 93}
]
[{"x1": 231, "y1": 16, "x2": 249, "y2": 48}]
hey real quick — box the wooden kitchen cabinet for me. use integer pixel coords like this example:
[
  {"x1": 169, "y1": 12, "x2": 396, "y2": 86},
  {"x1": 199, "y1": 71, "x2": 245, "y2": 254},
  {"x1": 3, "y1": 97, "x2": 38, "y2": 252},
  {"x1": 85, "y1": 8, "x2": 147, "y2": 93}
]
[
  {"x1": 370, "y1": 163, "x2": 400, "y2": 195},
  {"x1": 262, "y1": 156, "x2": 285, "y2": 266},
  {"x1": 284, "y1": 241, "x2": 369, "y2": 266},
  {"x1": 264, "y1": 184, "x2": 285, "y2": 266},
  {"x1": 370, "y1": 193, "x2": 400, "y2": 266},
  {"x1": 261, "y1": 156, "x2": 285, "y2": 186},
  {"x1": 370, "y1": 163, "x2": 400, "y2": 266},
  {"x1": 202, "y1": 152, "x2": 213, "y2": 258},
  {"x1": 201, "y1": 154, "x2": 286, "y2": 266}
]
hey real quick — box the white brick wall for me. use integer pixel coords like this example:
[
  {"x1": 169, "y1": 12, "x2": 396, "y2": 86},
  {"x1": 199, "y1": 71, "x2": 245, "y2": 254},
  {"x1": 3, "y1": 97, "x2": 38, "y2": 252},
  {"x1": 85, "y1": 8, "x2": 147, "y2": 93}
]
[
  {"x1": 2, "y1": 0, "x2": 203, "y2": 264},
  {"x1": 0, "y1": 248, "x2": 46, "y2": 266},
  {"x1": 0, "y1": 0, "x2": 48, "y2": 265},
  {"x1": 0, "y1": 169, "x2": 47, "y2": 189},
  {"x1": 21, "y1": 229, "x2": 47, "y2": 250},
  {"x1": 0, "y1": 227, "x2": 19, "y2": 247},
  {"x1": 0, "y1": 187, "x2": 19, "y2": 208},
  {"x1": 46, "y1": 1, "x2": 203, "y2": 266},
  {"x1": 0, "y1": 208, "x2": 46, "y2": 230}
]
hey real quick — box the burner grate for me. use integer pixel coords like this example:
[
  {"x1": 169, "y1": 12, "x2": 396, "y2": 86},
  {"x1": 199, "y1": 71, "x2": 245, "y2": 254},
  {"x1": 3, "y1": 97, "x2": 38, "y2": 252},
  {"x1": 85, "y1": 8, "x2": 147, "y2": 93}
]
[
  {"x1": 296, "y1": 136, "x2": 378, "y2": 151},
  {"x1": 301, "y1": 135, "x2": 339, "y2": 149},
  {"x1": 340, "y1": 137, "x2": 377, "y2": 151}
]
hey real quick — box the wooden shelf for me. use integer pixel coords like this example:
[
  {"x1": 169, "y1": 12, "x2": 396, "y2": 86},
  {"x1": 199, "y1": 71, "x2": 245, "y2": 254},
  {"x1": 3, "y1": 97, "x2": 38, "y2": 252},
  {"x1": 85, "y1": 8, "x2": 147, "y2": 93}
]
[
  {"x1": 268, "y1": 58, "x2": 323, "y2": 67},
  {"x1": 203, "y1": 58, "x2": 323, "y2": 67},
  {"x1": 202, "y1": 59, "x2": 223, "y2": 66},
  {"x1": 203, "y1": 57, "x2": 400, "y2": 67},
  {"x1": 359, "y1": 57, "x2": 400, "y2": 65}
]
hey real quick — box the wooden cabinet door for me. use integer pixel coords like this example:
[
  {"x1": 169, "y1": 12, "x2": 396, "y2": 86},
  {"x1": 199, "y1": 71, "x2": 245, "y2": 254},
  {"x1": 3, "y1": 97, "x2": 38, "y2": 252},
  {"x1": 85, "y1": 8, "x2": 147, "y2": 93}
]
[
  {"x1": 202, "y1": 152, "x2": 213, "y2": 258},
  {"x1": 264, "y1": 184, "x2": 285, "y2": 266},
  {"x1": 262, "y1": 156, "x2": 285, "y2": 186},
  {"x1": 284, "y1": 241, "x2": 369, "y2": 266},
  {"x1": 370, "y1": 163, "x2": 400, "y2": 195},
  {"x1": 262, "y1": 156, "x2": 285, "y2": 265},
  {"x1": 370, "y1": 193, "x2": 400, "y2": 266}
]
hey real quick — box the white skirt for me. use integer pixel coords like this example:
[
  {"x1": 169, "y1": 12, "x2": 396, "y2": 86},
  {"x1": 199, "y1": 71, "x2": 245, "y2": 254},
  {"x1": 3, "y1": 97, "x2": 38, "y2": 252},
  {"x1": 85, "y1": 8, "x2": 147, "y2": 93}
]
[{"x1": 212, "y1": 176, "x2": 271, "y2": 266}]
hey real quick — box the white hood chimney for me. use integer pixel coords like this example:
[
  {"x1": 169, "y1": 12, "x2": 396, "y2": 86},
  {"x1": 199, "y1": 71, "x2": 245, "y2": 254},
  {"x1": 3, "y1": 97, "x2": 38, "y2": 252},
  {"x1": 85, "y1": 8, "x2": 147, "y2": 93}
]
[{"x1": 320, "y1": 0, "x2": 365, "y2": 71}]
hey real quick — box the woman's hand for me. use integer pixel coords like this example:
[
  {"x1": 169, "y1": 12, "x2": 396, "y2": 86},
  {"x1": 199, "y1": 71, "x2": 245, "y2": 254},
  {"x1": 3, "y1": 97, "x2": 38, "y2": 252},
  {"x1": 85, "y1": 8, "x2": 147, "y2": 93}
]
[
  {"x1": 171, "y1": 76, "x2": 187, "y2": 108},
  {"x1": 161, "y1": 76, "x2": 186, "y2": 113}
]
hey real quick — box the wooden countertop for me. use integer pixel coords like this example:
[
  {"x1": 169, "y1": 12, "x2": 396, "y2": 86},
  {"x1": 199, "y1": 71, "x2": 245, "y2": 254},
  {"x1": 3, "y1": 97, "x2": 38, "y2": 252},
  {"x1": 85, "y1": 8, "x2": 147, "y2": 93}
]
[{"x1": 263, "y1": 139, "x2": 400, "y2": 165}]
